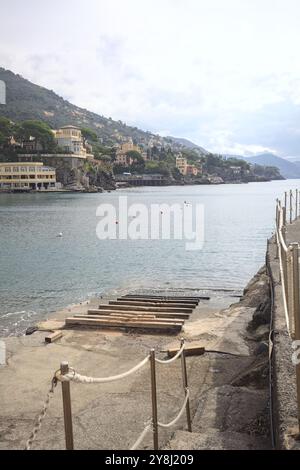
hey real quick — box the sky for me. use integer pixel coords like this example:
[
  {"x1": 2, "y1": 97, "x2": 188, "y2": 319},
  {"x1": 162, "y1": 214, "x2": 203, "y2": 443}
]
[{"x1": 1, "y1": 0, "x2": 300, "y2": 156}]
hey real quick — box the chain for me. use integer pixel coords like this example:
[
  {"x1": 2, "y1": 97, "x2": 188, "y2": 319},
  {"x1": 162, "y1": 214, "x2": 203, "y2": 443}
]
[{"x1": 25, "y1": 375, "x2": 58, "y2": 450}]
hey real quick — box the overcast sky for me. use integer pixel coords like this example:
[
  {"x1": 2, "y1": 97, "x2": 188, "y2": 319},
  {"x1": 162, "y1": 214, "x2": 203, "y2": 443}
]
[{"x1": 1, "y1": 0, "x2": 300, "y2": 156}]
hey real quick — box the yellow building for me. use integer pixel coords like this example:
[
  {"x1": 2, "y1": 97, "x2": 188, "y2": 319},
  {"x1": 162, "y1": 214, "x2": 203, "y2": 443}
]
[
  {"x1": 176, "y1": 156, "x2": 200, "y2": 176},
  {"x1": 53, "y1": 125, "x2": 93, "y2": 159},
  {"x1": 0, "y1": 162, "x2": 57, "y2": 190},
  {"x1": 115, "y1": 139, "x2": 142, "y2": 165},
  {"x1": 176, "y1": 156, "x2": 188, "y2": 175}
]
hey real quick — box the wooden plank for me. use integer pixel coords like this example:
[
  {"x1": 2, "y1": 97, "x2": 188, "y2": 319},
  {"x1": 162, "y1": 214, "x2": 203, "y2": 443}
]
[
  {"x1": 117, "y1": 295, "x2": 200, "y2": 305},
  {"x1": 111, "y1": 300, "x2": 196, "y2": 308},
  {"x1": 97, "y1": 304, "x2": 193, "y2": 313},
  {"x1": 122, "y1": 294, "x2": 203, "y2": 301},
  {"x1": 88, "y1": 309, "x2": 190, "y2": 319},
  {"x1": 162, "y1": 345, "x2": 205, "y2": 358},
  {"x1": 74, "y1": 314, "x2": 185, "y2": 324},
  {"x1": 117, "y1": 295, "x2": 199, "y2": 305},
  {"x1": 65, "y1": 317, "x2": 182, "y2": 331},
  {"x1": 45, "y1": 331, "x2": 63, "y2": 343}
]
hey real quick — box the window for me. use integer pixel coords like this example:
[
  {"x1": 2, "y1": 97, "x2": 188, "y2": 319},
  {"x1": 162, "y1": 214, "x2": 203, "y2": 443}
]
[
  {"x1": 5, "y1": 167, "x2": 11, "y2": 172},
  {"x1": 13, "y1": 167, "x2": 19, "y2": 172}
]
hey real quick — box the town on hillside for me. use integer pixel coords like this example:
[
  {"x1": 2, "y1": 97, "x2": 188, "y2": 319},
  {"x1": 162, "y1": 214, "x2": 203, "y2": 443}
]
[{"x1": 0, "y1": 117, "x2": 283, "y2": 192}]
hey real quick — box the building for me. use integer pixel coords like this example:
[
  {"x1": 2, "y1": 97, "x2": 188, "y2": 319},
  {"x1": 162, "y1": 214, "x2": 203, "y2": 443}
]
[
  {"x1": 115, "y1": 153, "x2": 134, "y2": 166},
  {"x1": 0, "y1": 162, "x2": 57, "y2": 190},
  {"x1": 176, "y1": 156, "x2": 200, "y2": 176},
  {"x1": 229, "y1": 166, "x2": 242, "y2": 175},
  {"x1": 53, "y1": 125, "x2": 93, "y2": 159},
  {"x1": 21, "y1": 137, "x2": 43, "y2": 153},
  {"x1": 176, "y1": 156, "x2": 188, "y2": 175},
  {"x1": 115, "y1": 139, "x2": 142, "y2": 165},
  {"x1": 186, "y1": 165, "x2": 199, "y2": 176}
]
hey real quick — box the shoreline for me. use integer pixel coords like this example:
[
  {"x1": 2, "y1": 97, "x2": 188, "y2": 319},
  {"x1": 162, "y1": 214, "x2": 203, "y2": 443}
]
[{"x1": 0, "y1": 177, "x2": 283, "y2": 195}]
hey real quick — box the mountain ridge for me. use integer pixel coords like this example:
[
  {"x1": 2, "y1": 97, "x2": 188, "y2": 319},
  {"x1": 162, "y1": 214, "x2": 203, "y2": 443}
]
[
  {"x1": 0, "y1": 67, "x2": 209, "y2": 153},
  {"x1": 225, "y1": 152, "x2": 300, "y2": 179}
]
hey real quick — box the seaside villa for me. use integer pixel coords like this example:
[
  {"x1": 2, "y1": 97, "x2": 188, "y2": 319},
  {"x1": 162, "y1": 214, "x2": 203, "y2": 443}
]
[
  {"x1": 0, "y1": 162, "x2": 57, "y2": 190},
  {"x1": 176, "y1": 156, "x2": 200, "y2": 176},
  {"x1": 53, "y1": 125, "x2": 93, "y2": 159}
]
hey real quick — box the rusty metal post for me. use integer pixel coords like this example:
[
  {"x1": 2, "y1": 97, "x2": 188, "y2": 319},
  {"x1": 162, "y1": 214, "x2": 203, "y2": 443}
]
[
  {"x1": 150, "y1": 349, "x2": 159, "y2": 450},
  {"x1": 60, "y1": 361, "x2": 74, "y2": 450},
  {"x1": 180, "y1": 339, "x2": 192, "y2": 432},
  {"x1": 292, "y1": 243, "x2": 300, "y2": 432}
]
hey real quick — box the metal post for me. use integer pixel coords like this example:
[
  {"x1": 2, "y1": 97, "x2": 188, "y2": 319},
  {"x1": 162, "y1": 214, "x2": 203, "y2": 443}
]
[
  {"x1": 285, "y1": 191, "x2": 287, "y2": 211},
  {"x1": 60, "y1": 361, "x2": 74, "y2": 450},
  {"x1": 292, "y1": 243, "x2": 300, "y2": 432},
  {"x1": 290, "y1": 190, "x2": 293, "y2": 224},
  {"x1": 296, "y1": 190, "x2": 298, "y2": 221},
  {"x1": 150, "y1": 349, "x2": 159, "y2": 450},
  {"x1": 180, "y1": 339, "x2": 192, "y2": 432}
]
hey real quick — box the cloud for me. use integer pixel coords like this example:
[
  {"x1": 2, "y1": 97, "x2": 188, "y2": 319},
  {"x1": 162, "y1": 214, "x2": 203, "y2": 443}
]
[{"x1": 1, "y1": 0, "x2": 300, "y2": 155}]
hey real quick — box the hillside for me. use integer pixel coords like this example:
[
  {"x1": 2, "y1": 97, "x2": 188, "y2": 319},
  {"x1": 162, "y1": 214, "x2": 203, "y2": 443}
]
[
  {"x1": 0, "y1": 68, "x2": 207, "y2": 153},
  {"x1": 166, "y1": 136, "x2": 209, "y2": 154},
  {"x1": 226, "y1": 152, "x2": 300, "y2": 179},
  {"x1": 243, "y1": 153, "x2": 300, "y2": 179}
]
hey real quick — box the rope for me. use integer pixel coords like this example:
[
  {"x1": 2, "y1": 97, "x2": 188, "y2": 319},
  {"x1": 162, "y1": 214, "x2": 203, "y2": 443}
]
[
  {"x1": 276, "y1": 202, "x2": 292, "y2": 336},
  {"x1": 158, "y1": 389, "x2": 190, "y2": 429},
  {"x1": 56, "y1": 355, "x2": 150, "y2": 384},
  {"x1": 155, "y1": 343, "x2": 185, "y2": 364},
  {"x1": 25, "y1": 376, "x2": 57, "y2": 450},
  {"x1": 277, "y1": 232, "x2": 291, "y2": 335},
  {"x1": 130, "y1": 421, "x2": 152, "y2": 450}
]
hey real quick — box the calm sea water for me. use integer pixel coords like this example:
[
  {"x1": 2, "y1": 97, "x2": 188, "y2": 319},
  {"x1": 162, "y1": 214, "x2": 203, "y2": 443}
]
[{"x1": 0, "y1": 181, "x2": 298, "y2": 335}]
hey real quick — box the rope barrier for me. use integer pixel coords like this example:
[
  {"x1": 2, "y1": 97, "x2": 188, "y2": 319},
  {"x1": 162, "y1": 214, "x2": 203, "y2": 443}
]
[
  {"x1": 25, "y1": 375, "x2": 57, "y2": 450},
  {"x1": 276, "y1": 204, "x2": 291, "y2": 335},
  {"x1": 56, "y1": 355, "x2": 150, "y2": 384},
  {"x1": 25, "y1": 340, "x2": 192, "y2": 449},
  {"x1": 155, "y1": 343, "x2": 185, "y2": 364},
  {"x1": 158, "y1": 389, "x2": 190, "y2": 429},
  {"x1": 130, "y1": 421, "x2": 152, "y2": 450},
  {"x1": 277, "y1": 240, "x2": 291, "y2": 335}
]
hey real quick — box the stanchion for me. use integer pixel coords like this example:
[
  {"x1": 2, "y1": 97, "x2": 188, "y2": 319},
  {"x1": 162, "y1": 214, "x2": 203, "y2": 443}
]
[
  {"x1": 60, "y1": 361, "x2": 74, "y2": 450},
  {"x1": 150, "y1": 349, "x2": 159, "y2": 450},
  {"x1": 180, "y1": 339, "x2": 192, "y2": 432},
  {"x1": 296, "y1": 190, "x2": 298, "y2": 221},
  {"x1": 283, "y1": 207, "x2": 287, "y2": 233},
  {"x1": 285, "y1": 191, "x2": 287, "y2": 213},
  {"x1": 290, "y1": 190, "x2": 293, "y2": 224}
]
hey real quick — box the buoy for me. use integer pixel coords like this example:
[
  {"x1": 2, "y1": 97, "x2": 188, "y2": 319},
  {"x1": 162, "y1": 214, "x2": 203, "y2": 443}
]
[{"x1": 57, "y1": 232, "x2": 63, "y2": 237}]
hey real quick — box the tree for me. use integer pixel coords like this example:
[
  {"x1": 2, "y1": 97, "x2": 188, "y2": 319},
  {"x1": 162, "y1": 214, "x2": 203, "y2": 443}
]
[
  {"x1": 0, "y1": 117, "x2": 14, "y2": 146},
  {"x1": 16, "y1": 120, "x2": 56, "y2": 152},
  {"x1": 204, "y1": 153, "x2": 223, "y2": 173},
  {"x1": 81, "y1": 127, "x2": 98, "y2": 143},
  {"x1": 126, "y1": 150, "x2": 144, "y2": 165}
]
